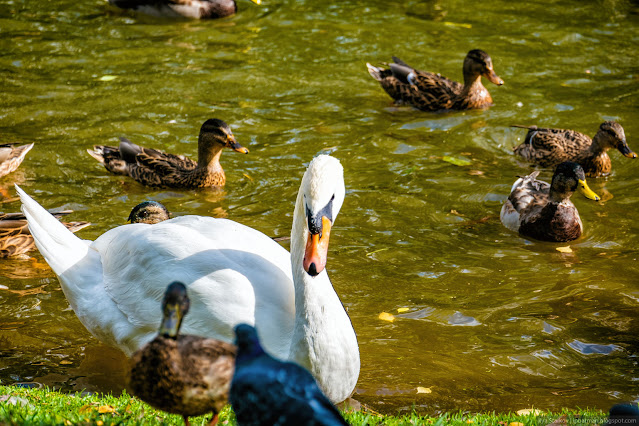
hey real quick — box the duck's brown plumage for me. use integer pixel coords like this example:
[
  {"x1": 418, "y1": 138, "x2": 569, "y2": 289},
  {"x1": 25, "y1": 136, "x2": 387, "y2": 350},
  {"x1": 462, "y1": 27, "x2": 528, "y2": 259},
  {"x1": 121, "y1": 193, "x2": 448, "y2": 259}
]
[
  {"x1": 88, "y1": 119, "x2": 248, "y2": 189},
  {"x1": 128, "y1": 282, "x2": 236, "y2": 426},
  {"x1": 0, "y1": 143, "x2": 34, "y2": 178},
  {"x1": 500, "y1": 162, "x2": 600, "y2": 242},
  {"x1": 129, "y1": 335, "x2": 235, "y2": 425},
  {"x1": 0, "y1": 211, "x2": 90, "y2": 258},
  {"x1": 512, "y1": 121, "x2": 635, "y2": 178},
  {"x1": 366, "y1": 49, "x2": 504, "y2": 111},
  {"x1": 128, "y1": 201, "x2": 170, "y2": 224}
]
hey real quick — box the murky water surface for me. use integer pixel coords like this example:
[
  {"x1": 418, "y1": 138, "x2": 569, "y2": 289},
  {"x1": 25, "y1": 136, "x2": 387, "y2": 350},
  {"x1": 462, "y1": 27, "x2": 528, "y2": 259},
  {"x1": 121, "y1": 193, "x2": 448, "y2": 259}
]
[{"x1": 1, "y1": 0, "x2": 639, "y2": 415}]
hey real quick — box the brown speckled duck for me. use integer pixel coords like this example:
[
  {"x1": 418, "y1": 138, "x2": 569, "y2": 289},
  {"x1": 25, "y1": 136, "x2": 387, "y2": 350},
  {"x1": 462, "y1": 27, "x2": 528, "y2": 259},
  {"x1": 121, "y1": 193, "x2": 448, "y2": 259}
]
[
  {"x1": 500, "y1": 162, "x2": 600, "y2": 242},
  {"x1": 88, "y1": 119, "x2": 248, "y2": 189},
  {"x1": 128, "y1": 282, "x2": 236, "y2": 426},
  {"x1": 0, "y1": 143, "x2": 34, "y2": 178},
  {"x1": 513, "y1": 121, "x2": 635, "y2": 178},
  {"x1": 128, "y1": 200, "x2": 170, "y2": 224},
  {"x1": 366, "y1": 49, "x2": 504, "y2": 111},
  {"x1": 0, "y1": 210, "x2": 89, "y2": 258},
  {"x1": 107, "y1": 0, "x2": 260, "y2": 19}
]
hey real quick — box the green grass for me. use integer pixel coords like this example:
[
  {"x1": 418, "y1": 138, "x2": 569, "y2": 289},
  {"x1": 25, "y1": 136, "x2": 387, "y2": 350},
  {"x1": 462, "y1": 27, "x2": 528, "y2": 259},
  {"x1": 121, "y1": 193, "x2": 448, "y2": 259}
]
[{"x1": 0, "y1": 385, "x2": 609, "y2": 425}]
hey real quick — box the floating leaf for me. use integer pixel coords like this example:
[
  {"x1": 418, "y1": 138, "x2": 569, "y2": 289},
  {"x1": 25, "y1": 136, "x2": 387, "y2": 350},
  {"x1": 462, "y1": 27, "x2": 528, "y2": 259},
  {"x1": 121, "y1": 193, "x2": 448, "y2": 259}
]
[
  {"x1": 442, "y1": 156, "x2": 471, "y2": 167},
  {"x1": 366, "y1": 248, "x2": 389, "y2": 257},
  {"x1": 443, "y1": 21, "x2": 472, "y2": 29},
  {"x1": 59, "y1": 360, "x2": 73, "y2": 365},
  {"x1": 397, "y1": 307, "x2": 409, "y2": 313},
  {"x1": 98, "y1": 405, "x2": 115, "y2": 414},
  {"x1": 516, "y1": 408, "x2": 541, "y2": 416},
  {"x1": 98, "y1": 75, "x2": 117, "y2": 82},
  {"x1": 416, "y1": 386, "x2": 432, "y2": 394},
  {"x1": 555, "y1": 246, "x2": 572, "y2": 253},
  {"x1": 378, "y1": 312, "x2": 395, "y2": 322}
]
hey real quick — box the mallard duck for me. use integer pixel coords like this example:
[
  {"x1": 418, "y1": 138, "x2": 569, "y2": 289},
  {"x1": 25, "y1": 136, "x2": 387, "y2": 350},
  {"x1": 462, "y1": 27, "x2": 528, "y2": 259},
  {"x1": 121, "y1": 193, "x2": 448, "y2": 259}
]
[
  {"x1": 16, "y1": 154, "x2": 359, "y2": 404},
  {"x1": 0, "y1": 143, "x2": 34, "y2": 178},
  {"x1": 513, "y1": 121, "x2": 635, "y2": 178},
  {"x1": 0, "y1": 210, "x2": 89, "y2": 258},
  {"x1": 366, "y1": 49, "x2": 504, "y2": 111},
  {"x1": 87, "y1": 119, "x2": 248, "y2": 189},
  {"x1": 107, "y1": 0, "x2": 261, "y2": 19},
  {"x1": 128, "y1": 201, "x2": 170, "y2": 224},
  {"x1": 230, "y1": 324, "x2": 348, "y2": 426},
  {"x1": 500, "y1": 162, "x2": 600, "y2": 242},
  {"x1": 129, "y1": 282, "x2": 236, "y2": 426}
]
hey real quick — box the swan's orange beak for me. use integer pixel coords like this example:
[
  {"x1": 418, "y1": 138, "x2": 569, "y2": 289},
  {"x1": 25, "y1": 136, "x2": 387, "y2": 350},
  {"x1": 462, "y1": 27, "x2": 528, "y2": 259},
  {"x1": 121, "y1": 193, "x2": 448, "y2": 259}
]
[{"x1": 303, "y1": 216, "x2": 332, "y2": 277}]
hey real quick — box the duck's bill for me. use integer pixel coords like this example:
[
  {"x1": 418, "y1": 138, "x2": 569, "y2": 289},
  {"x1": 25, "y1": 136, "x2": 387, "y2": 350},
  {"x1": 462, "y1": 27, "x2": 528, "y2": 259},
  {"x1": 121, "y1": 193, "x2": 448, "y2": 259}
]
[
  {"x1": 579, "y1": 179, "x2": 600, "y2": 201},
  {"x1": 486, "y1": 69, "x2": 504, "y2": 86},
  {"x1": 618, "y1": 143, "x2": 637, "y2": 159},
  {"x1": 230, "y1": 140, "x2": 249, "y2": 154},
  {"x1": 159, "y1": 304, "x2": 181, "y2": 338},
  {"x1": 303, "y1": 216, "x2": 332, "y2": 277}
]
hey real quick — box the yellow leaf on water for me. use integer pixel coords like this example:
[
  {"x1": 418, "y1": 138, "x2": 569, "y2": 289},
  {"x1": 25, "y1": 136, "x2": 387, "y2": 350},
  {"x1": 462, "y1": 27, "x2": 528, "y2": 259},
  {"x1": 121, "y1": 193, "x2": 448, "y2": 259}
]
[
  {"x1": 98, "y1": 405, "x2": 115, "y2": 414},
  {"x1": 59, "y1": 360, "x2": 73, "y2": 365},
  {"x1": 378, "y1": 312, "x2": 395, "y2": 322},
  {"x1": 442, "y1": 156, "x2": 472, "y2": 167},
  {"x1": 555, "y1": 246, "x2": 572, "y2": 253},
  {"x1": 416, "y1": 386, "x2": 432, "y2": 394},
  {"x1": 516, "y1": 408, "x2": 542, "y2": 416},
  {"x1": 397, "y1": 307, "x2": 409, "y2": 313},
  {"x1": 98, "y1": 75, "x2": 117, "y2": 82},
  {"x1": 443, "y1": 21, "x2": 472, "y2": 29}
]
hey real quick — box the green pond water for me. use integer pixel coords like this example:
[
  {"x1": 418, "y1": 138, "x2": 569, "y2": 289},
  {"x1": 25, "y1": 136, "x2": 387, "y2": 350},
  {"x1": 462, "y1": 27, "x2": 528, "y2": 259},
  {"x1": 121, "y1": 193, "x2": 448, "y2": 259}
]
[{"x1": 1, "y1": 0, "x2": 639, "y2": 415}]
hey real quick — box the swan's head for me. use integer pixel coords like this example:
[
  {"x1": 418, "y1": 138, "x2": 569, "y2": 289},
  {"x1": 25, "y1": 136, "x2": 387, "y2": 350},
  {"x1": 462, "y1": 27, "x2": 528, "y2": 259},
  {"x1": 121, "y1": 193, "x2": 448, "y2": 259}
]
[
  {"x1": 300, "y1": 155, "x2": 345, "y2": 277},
  {"x1": 159, "y1": 282, "x2": 190, "y2": 339}
]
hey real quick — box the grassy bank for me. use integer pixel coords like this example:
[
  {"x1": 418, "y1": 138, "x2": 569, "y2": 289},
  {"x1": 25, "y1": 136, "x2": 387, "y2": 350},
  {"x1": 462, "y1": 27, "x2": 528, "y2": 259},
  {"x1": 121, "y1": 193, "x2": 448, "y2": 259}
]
[{"x1": 0, "y1": 385, "x2": 609, "y2": 425}]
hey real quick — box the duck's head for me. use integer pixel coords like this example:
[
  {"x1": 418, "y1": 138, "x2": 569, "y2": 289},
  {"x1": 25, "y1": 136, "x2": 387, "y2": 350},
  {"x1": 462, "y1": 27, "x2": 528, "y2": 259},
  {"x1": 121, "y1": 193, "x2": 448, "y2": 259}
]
[
  {"x1": 199, "y1": 119, "x2": 249, "y2": 154},
  {"x1": 128, "y1": 200, "x2": 170, "y2": 224},
  {"x1": 596, "y1": 121, "x2": 635, "y2": 158},
  {"x1": 159, "y1": 282, "x2": 190, "y2": 339},
  {"x1": 464, "y1": 49, "x2": 504, "y2": 86},
  {"x1": 551, "y1": 161, "x2": 600, "y2": 202},
  {"x1": 233, "y1": 323, "x2": 265, "y2": 361},
  {"x1": 299, "y1": 155, "x2": 345, "y2": 277}
]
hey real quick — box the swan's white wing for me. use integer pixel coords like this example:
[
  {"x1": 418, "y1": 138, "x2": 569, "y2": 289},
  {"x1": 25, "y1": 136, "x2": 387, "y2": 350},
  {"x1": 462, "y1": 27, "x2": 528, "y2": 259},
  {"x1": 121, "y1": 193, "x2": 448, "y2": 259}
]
[{"x1": 92, "y1": 216, "x2": 295, "y2": 356}]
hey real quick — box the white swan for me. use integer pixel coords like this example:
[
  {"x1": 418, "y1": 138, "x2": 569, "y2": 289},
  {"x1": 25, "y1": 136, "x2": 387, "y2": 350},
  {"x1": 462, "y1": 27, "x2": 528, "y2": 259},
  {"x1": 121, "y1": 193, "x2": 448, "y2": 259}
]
[{"x1": 17, "y1": 154, "x2": 359, "y2": 403}]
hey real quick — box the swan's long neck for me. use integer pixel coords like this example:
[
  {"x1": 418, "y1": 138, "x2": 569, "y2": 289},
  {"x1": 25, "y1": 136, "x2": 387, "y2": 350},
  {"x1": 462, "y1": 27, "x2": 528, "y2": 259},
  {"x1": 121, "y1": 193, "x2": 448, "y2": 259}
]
[{"x1": 288, "y1": 187, "x2": 360, "y2": 403}]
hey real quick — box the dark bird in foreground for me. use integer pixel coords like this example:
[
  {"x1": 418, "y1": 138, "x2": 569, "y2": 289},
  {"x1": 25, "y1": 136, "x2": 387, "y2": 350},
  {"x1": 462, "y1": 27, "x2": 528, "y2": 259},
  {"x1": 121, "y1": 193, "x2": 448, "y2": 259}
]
[
  {"x1": 230, "y1": 324, "x2": 348, "y2": 426},
  {"x1": 128, "y1": 200, "x2": 171, "y2": 224},
  {"x1": 605, "y1": 403, "x2": 639, "y2": 425},
  {"x1": 500, "y1": 161, "x2": 600, "y2": 242},
  {"x1": 87, "y1": 119, "x2": 248, "y2": 189},
  {"x1": 128, "y1": 282, "x2": 236, "y2": 426},
  {"x1": 366, "y1": 49, "x2": 504, "y2": 111},
  {"x1": 107, "y1": 0, "x2": 261, "y2": 20},
  {"x1": 512, "y1": 121, "x2": 635, "y2": 178},
  {"x1": 0, "y1": 210, "x2": 89, "y2": 258},
  {"x1": 0, "y1": 143, "x2": 34, "y2": 178}
]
